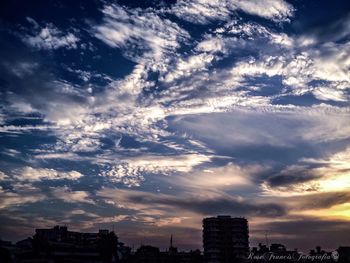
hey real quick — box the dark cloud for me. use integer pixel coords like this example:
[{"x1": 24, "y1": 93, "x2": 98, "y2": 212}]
[
  {"x1": 127, "y1": 192, "x2": 286, "y2": 217},
  {"x1": 260, "y1": 217, "x2": 350, "y2": 250},
  {"x1": 289, "y1": 191, "x2": 350, "y2": 210},
  {"x1": 264, "y1": 170, "x2": 320, "y2": 187}
]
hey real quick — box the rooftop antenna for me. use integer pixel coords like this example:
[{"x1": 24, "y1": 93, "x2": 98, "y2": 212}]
[{"x1": 265, "y1": 230, "x2": 269, "y2": 247}]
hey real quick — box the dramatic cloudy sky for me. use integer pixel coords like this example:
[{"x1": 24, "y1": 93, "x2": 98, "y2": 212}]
[{"x1": 0, "y1": 0, "x2": 350, "y2": 251}]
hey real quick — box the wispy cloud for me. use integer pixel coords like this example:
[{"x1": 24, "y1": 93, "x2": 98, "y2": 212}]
[
  {"x1": 51, "y1": 186, "x2": 95, "y2": 204},
  {"x1": 14, "y1": 167, "x2": 83, "y2": 182},
  {"x1": 0, "y1": 186, "x2": 46, "y2": 209},
  {"x1": 262, "y1": 147, "x2": 350, "y2": 196},
  {"x1": 100, "y1": 154, "x2": 211, "y2": 187},
  {"x1": 94, "y1": 4, "x2": 189, "y2": 61},
  {"x1": 23, "y1": 18, "x2": 79, "y2": 50},
  {"x1": 98, "y1": 187, "x2": 286, "y2": 219},
  {"x1": 171, "y1": 0, "x2": 294, "y2": 24}
]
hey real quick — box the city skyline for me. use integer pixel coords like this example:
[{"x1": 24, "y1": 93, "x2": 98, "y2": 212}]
[
  {"x1": 2, "y1": 218, "x2": 350, "y2": 251},
  {"x1": 1, "y1": 0, "x2": 350, "y2": 252},
  {"x1": 1, "y1": 218, "x2": 349, "y2": 262}
]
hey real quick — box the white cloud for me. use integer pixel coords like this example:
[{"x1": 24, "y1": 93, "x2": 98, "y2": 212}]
[
  {"x1": 170, "y1": 0, "x2": 231, "y2": 24},
  {"x1": 0, "y1": 171, "x2": 9, "y2": 181},
  {"x1": 169, "y1": 162, "x2": 263, "y2": 191},
  {"x1": 0, "y1": 124, "x2": 57, "y2": 134},
  {"x1": 313, "y1": 86, "x2": 347, "y2": 102},
  {"x1": 51, "y1": 186, "x2": 95, "y2": 204},
  {"x1": 0, "y1": 186, "x2": 46, "y2": 209},
  {"x1": 227, "y1": 41, "x2": 349, "y2": 100},
  {"x1": 5, "y1": 61, "x2": 39, "y2": 78},
  {"x1": 95, "y1": 4, "x2": 189, "y2": 61},
  {"x1": 163, "y1": 53, "x2": 215, "y2": 83},
  {"x1": 66, "y1": 67, "x2": 92, "y2": 82},
  {"x1": 311, "y1": 42, "x2": 350, "y2": 83},
  {"x1": 100, "y1": 154, "x2": 211, "y2": 187},
  {"x1": 2, "y1": 148, "x2": 21, "y2": 158},
  {"x1": 14, "y1": 167, "x2": 83, "y2": 182},
  {"x1": 229, "y1": 53, "x2": 312, "y2": 88},
  {"x1": 92, "y1": 215, "x2": 129, "y2": 224},
  {"x1": 196, "y1": 36, "x2": 226, "y2": 53},
  {"x1": 34, "y1": 152, "x2": 85, "y2": 161},
  {"x1": 155, "y1": 21, "x2": 300, "y2": 108},
  {"x1": 233, "y1": 0, "x2": 294, "y2": 22},
  {"x1": 51, "y1": 3, "x2": 187, "y2": 151},
  {"x1": 24, "y1": 21, "x2": 79, "y2": 50},
  {"x1": 171, "y1": 0, "x2": 294, "y2": 24},
  {"x1": 171, "y1": 105, "x2": 350, "y2": 150},
  {"x1": 217, "y1": 19, "x2": 295, "y2": 50}
]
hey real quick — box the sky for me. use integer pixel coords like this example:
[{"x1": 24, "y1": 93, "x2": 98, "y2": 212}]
[{"x1": 0, "y1": 0, "x2": 350, "y2": 251}]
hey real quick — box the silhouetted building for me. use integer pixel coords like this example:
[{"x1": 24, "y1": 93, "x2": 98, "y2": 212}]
[
  {"x1": 9, "y1": 225, "x2": 127, "y2": 262},
  {"x1": 270, "y1": 243, "x2": 287, "y2": 253},
  {"x1": 161, "y1": 235, "x2": 203, "y2": 263},
  {"x1": 133, "y1": 245, "x2": 160, "y2": 263},
  {"x1": 2, "y1": 223, "x2": 348, "y2": 263},
  {"x1": 118, "y1": 241, "x2": 132, "y2": 262},
  {"x1": 203, "y1": 216, "x2": 249, "y2": 263},
  {"x1": 252, "y1": 243, "x2": 269, "y2": 254},
  {"x1": 133, "y1": 236, "x2": 203, "y2": 263},
  {"x1": 0, "y1": 240, "x2": 15, "y2": 263},
  {"x1": 177, "y1": 249, "x2": 203, "y2": 263}
]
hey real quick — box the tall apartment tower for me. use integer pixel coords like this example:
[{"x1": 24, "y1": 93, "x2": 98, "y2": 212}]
[{"x1": 203, "y1": 216, "x2": 249, "y2": 263}]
